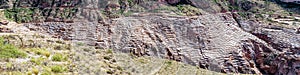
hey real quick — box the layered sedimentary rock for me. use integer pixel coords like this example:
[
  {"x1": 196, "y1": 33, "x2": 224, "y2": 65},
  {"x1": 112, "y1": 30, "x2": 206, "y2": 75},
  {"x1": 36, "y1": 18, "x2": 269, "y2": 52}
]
[
  {"x1": 238, "y1": 20, "x2": 300, "y2": 74},
  {"x1": 2, "y1": 0, "x2": 300, "y2": 75},
  {"x1": 24, "y1": 13, "x2": 300, "y2": 75}
]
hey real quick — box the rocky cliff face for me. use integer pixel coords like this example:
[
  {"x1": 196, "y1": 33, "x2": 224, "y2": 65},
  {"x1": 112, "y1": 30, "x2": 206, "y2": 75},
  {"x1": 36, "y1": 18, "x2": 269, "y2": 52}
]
[
  {"x1": 23, "y1": 12, "x2": 300, "y2": 75},
  {"x1": 238, "y1": 20, "x2": 300, "y2": 75},
  {"x1": 1, "y1": 0, "x2": 300, "y2": 75}
]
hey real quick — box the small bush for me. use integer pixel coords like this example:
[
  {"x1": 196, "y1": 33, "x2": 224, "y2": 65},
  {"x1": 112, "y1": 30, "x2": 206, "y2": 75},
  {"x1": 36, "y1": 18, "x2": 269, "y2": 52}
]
[
  {"x1": 4, "y1": 8, "x2": 33, "y2": 23},
  {"x1": 0, "y1": 37, "x2": 27, "y2": 58},
  {"x1": 30, "y1": 48, "x2": 51, "y2": 57},
  {"x1": 52, "y1": 53, "x2": 66, "y2": 61},
  {"x1": 177, "y1": 5, "x2": 202, "y2": 16},
  {"x1": 30, "y1": 57, "x2": 45, "y2": 65},
  {"x1": 32, "y1": 68, "x2": 39, "y2": 75},
  {"x1": 51, "y1": 65, "x2": 65, "y2": 73},
  {"x1": 44, "y1": 52, "x2": 51, "y2": 58},
  {"x1": 27, "y1": 72, "x2": 32, "y2": 75}
]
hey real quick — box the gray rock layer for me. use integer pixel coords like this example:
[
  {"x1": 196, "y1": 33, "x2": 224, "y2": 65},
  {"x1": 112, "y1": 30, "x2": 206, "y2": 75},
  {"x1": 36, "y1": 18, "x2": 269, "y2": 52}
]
[{"x1": 24, "y1": 13, "x2": 300, "y2": 74}]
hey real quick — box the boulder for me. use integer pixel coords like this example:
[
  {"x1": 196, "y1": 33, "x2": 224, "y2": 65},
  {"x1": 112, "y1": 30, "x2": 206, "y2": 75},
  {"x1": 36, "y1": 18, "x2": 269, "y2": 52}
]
[{"x1": 0, "y1": 20, "x2": 9, "y2": 25}]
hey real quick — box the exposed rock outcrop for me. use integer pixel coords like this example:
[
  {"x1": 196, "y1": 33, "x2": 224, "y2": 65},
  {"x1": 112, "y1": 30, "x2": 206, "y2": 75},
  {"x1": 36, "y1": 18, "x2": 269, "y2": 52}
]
[
  {"x1": 23, "y1": 13, "x2": 300, "y2": 74},
  {"x1": 1, "y1": 0, "x2": 300, "y2": 75},
  {"x1": 238, "y1": 20, "x2": 300, "y2": 75}
]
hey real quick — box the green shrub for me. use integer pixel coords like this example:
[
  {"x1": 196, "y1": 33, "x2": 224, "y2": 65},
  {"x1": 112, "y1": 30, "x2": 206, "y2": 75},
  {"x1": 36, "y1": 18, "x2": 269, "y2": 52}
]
[
  {"x1": 27, "y1": 72, "x2": 32, "y2": 75},
  {"x1": 177, "y1": 5, "x2": 202, "y2": 16},
  {"x1": 52, "y1": 53, "x2": 66, "y2": 61},
  {"x1": 4, "y1": 8, "x2": 33, "y2": 23},
  {"x1": 30, "y1": 57, "x2": 45, "y2": 65},
  {"x1": 42, "y1": 66, "x2": 52, "y2": 75},
  {"x1": 32, "y1": 68, "x2": 39, "y2": 75},
  {"x1": 51, "y1": 65, "x2": 65, "y2": 73},
  {"x1": 0, "y1": 37, "x2": 27, "y2": 58},
  {"x1": 30, "y1": 48, "x2": 51, "y2": 57}
]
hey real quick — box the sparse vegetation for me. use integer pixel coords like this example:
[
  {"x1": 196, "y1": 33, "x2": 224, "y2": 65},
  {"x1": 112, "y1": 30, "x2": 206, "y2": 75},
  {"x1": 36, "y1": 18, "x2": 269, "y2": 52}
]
[
  {"x1": 52, "y1": 53, "x2": 66, "y2": 61},
  {"x1": 51, "y1": 65, "x2": 65, "y2": 73},
  {"x1": 177, "y1": 5, "x2": 202, "y2": 16},
  {"x1": 30, "y1": 57, "x2": 45, "y2": 65},
  {"x1": 6, "y1": 62, "x2": 12, "y2": 69},
  {"x1": 27, "y1": 72, "x2": 32, "y2": 75},
  {"x1": 29, "y1": 48, "x2": 51, "y2": 57},
  {"x1": 150, "y1": 5, "x2": 178, "y2": 13},
  {"x1": 137, "y1": 58, "x2": 146, "y2": 63},
  {"x1": 32, "y1": 68, "x2": 39, "y2": 75},
  {"x1": 0, "y1": 0, "x2": 298, "y2": 75},
  {"x1": 0, "y1": 71, "x2": 23, "y2": 75},
  {"x1": 41, "y1": 66, "x2": 52, "y2": 75},
  {"x1": 40, "y1": 71, "x2": 51, "y2": 75},
  {"x1": 0, "y1": 37, "x2": 27, "y2": 58},
  {"x1": 4, "y1": 8, "x2": 33, "y2": 23}
]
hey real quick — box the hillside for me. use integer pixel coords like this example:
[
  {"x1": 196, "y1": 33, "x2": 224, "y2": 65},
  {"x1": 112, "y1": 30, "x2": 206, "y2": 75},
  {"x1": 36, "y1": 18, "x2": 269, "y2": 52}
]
[{"x1": 0, "y1": 0, "x2": 299, "y2": 75}]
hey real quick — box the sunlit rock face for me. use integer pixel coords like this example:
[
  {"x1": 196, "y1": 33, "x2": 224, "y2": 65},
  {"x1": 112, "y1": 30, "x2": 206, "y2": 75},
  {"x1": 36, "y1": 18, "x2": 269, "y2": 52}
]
[
  {"x1": 1, "y1": 0, "x2": 300, "y2": 75},
  {"x1": 23, "y1": 12, "x2": 300, "y2": 75}
]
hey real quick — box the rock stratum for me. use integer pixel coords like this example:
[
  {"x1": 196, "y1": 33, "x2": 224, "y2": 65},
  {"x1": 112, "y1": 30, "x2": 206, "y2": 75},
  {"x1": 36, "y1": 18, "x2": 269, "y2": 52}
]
[{"x1": 0, "y1": 0, "x2": 300, "y2": 75}]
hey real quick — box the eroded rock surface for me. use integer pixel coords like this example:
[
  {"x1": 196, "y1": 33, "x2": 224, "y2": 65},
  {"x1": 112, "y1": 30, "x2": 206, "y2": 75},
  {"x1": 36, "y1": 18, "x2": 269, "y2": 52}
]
[
  {"x1": 23, "y1": 13, "x2": 300, "y2": 74},
  {"x1": 1, "y1": 0, "x2": 300, "y2": 75}
]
